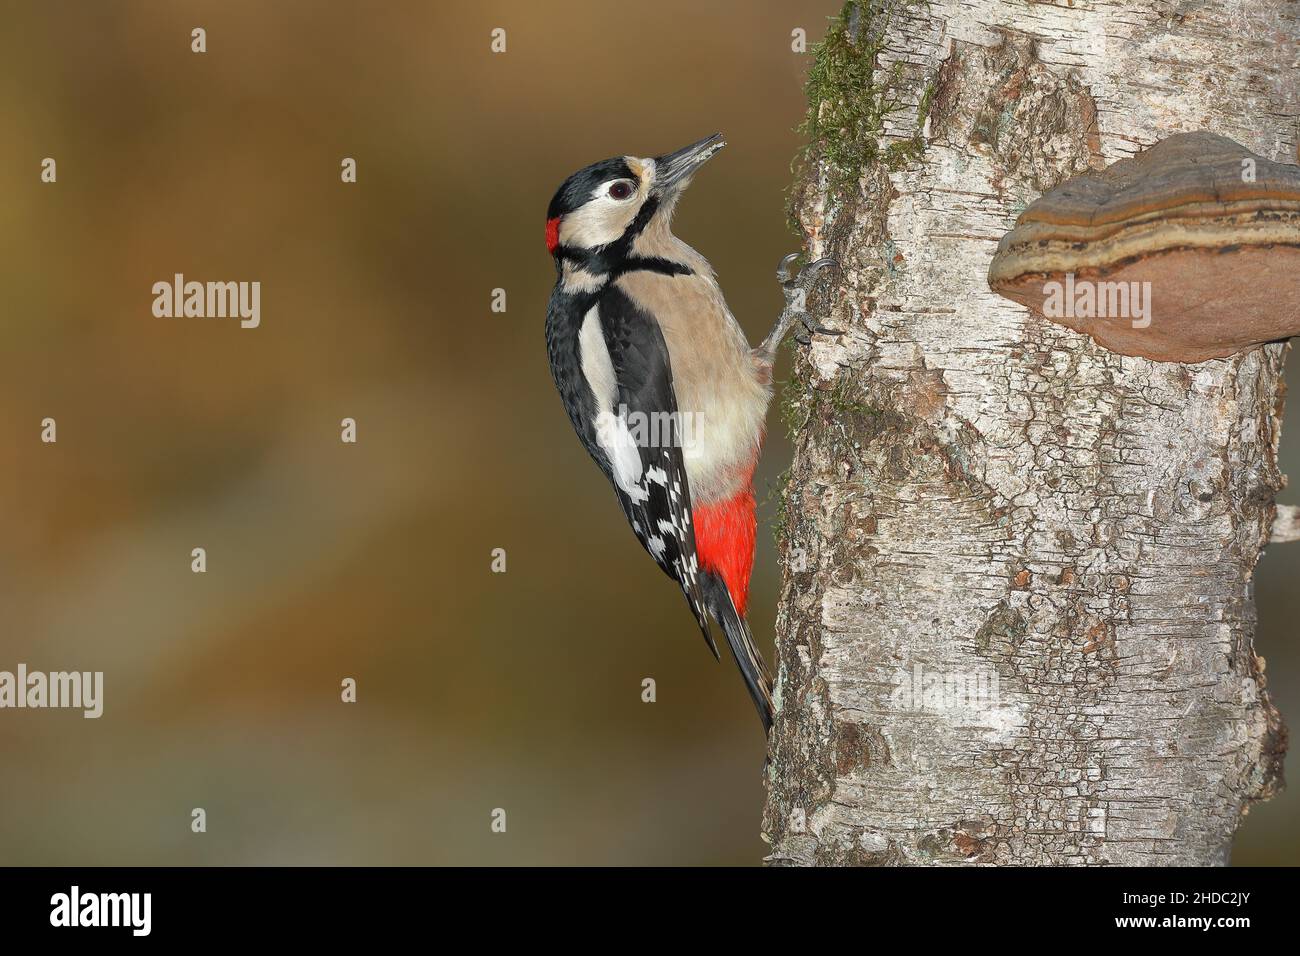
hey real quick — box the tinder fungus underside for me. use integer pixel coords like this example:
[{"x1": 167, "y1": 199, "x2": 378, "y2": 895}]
[{"x1": 988, "y1": 132, "x2": 1300, "y2": 363}]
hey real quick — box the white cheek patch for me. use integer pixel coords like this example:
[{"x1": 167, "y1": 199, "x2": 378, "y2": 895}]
[
  {"x1": 558, "y1": 167, "x2": 652, "y2": 250},
  {"x1": 579, "y1": 306, "x2": 647, "y2": 502},
  {"x1": 560, "y1": 198, "x2": 638, "y2": 249}
]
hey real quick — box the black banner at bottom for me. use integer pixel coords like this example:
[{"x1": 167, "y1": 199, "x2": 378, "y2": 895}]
[{"x1": 0, "y1": 865, "x2": 1287, "y2": 942}]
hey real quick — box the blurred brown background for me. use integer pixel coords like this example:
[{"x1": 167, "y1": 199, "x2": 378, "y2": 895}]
[{"x1": 0, "y1": 0, "x2": 1295, "y2": 865}]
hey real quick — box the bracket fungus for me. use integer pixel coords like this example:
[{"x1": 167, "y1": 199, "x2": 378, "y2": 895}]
[{"x1": 988, "y1": 132, "x2": 1300, "y2": 362}]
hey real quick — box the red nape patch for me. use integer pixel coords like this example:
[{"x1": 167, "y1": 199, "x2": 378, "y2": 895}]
[
  {"x1": 545, "y1": 216, "x2": 561, "y2": 254},
  {"x1": 693, "y1": 487, "x2": 758, "y2": 617}
]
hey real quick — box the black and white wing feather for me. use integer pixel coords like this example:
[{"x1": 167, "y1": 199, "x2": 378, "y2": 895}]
[{"x1": 571, "y1": 286, "x2": 717, "y2": 658}]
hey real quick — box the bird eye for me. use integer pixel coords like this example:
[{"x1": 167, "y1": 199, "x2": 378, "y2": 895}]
[{"x1": 608, "y1": 181, "x2": 634, "y2": 200}]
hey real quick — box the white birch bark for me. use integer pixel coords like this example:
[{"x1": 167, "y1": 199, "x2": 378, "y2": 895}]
[{"x1": 763, "y1": 0, "x2": 1296, "y2": 866}]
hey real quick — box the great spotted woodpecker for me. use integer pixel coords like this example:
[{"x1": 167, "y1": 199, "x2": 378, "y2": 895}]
[{"x1": 544, "y1": 133, "x2": 832, "y2": 732}]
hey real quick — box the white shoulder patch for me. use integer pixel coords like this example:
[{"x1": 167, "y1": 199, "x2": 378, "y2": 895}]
[{"x1": 578, "y1": 306, "x2": 647, "y2": 501}]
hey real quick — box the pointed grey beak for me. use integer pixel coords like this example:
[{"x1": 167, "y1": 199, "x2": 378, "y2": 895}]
[{"x1": 654, "y1": 133, "x2": 726, "y2": 193}]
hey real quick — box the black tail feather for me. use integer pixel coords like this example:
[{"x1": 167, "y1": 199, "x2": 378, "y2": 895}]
[{"x1": 701, "y1": 572, "x2": 774, "y2": 733}]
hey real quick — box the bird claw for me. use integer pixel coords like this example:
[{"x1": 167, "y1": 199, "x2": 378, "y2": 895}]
[
  {"x1": 761, "y1": 254, "x2": 840, "y2": 358},
  {"x1": 780, "y1": 255, "x2": 839, "y2": 317},
  {"x1": 803, "y1": 317, "x2": 836, "y2": 336},
  {"x1": 804, "y1": 256, "x2": 838, "y2": 279},
  {"x1": 777, "y1": 253, "x2": 838, "y2": 287},
  {"x1": 776, "y1": 252, "x2": 802, "y2": 284}
]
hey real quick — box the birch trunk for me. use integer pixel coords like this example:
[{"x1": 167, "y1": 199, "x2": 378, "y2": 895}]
[{"x1": 763, "y1": 0, "x2": 1296, "y2": 866}]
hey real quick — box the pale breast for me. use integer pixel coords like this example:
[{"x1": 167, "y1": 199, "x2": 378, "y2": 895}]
[{"x1": 614, "y1": 268, "x2": 771, "y2": 505}]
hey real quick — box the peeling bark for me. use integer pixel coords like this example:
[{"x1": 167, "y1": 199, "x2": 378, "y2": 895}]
[{"x1": 764, "y1": 0, "x2": 1296, "y2": 866}]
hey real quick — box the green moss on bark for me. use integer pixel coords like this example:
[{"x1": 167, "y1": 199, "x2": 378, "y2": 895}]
[{"x1": 795, "y1": 0, "x2": 934, "y2": 202}]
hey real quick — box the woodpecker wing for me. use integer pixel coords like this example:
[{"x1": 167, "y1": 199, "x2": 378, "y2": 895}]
[{"x1": 577, "y1": 286, "x2": 717, "y2": 658}]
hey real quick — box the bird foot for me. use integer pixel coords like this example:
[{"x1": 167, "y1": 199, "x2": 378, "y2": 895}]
[{"x1": 758, "y1": 253, "x2": 837, "y2": 360}]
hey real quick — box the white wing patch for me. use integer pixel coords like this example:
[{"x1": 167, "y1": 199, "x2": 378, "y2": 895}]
[{"x1": 579, "y1": 306, "x2": 647, "y2": 502}]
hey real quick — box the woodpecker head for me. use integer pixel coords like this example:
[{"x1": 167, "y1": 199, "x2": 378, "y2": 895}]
[{"x1": 545, "y1": 133, "x2": 725, "y2": 265}]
